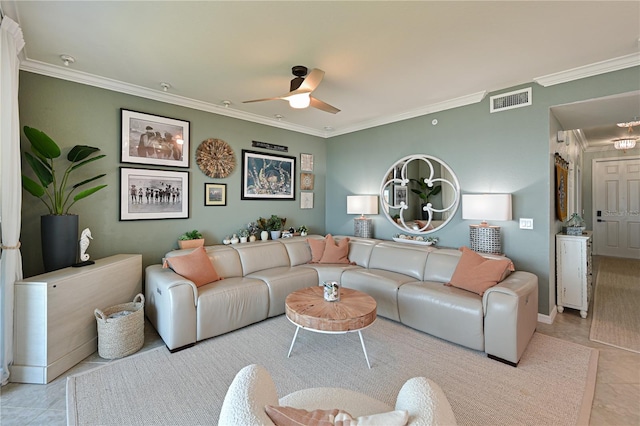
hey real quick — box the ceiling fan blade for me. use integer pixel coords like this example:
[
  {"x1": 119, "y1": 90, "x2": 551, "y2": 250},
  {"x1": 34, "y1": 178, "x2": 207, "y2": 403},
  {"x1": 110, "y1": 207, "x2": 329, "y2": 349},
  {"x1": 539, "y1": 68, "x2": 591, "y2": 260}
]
[
  {"x1": 242, "y1": 96, "x2": 286, "y2": 104},
  {"x1": 298, "y1": 68, "x2": 325, "y2": 92},
  {"x1": 310, "y1": 96, "x2": 340, "y2": 114}
]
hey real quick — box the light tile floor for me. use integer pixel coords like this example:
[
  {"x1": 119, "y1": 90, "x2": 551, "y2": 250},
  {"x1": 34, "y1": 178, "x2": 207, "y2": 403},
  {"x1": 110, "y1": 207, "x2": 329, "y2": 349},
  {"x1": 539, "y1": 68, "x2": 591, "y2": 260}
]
[{"x1": 1, "y1": 257, "x2": 639, "y2": 425}]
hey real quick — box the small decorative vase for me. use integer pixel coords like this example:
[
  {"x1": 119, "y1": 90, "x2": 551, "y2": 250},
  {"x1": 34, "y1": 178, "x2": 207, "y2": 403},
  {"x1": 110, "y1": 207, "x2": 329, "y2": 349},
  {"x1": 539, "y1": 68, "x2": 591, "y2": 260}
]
[
  {"x1": 261, "y1": 230, "x2": 269, "y2": 241},
  {"x1": 270, "y1": 230, "x2": 282, "y2": 240},
  {"x1": 240, "y1": 236, "x2": 248, "y2": 243},
  {"x1": 249, "y1": 235, "x2": 257, "y2": 242},
  {"x1": 230, "y1": 234, "x2": 239, "y2": 244},
  {"x1": 223, "y1": 236, "x2": 231, "y2": 245},
  {"x1": 300, "y1": 231, "x2": 308, "y2": 237},
  {"x1": 323, "y1": 281, "x2": 340, "y2": 302}
]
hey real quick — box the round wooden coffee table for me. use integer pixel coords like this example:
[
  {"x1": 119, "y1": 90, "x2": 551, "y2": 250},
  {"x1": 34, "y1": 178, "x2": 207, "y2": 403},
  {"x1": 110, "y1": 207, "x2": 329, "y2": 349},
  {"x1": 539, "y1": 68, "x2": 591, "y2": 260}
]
[{"x1": 285, "y1": 286, "x2": 377, "y2": 368}]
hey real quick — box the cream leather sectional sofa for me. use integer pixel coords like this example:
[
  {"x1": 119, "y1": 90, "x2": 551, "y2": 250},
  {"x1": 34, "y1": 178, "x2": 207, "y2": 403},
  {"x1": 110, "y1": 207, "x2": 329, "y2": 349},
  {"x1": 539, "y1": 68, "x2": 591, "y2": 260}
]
[{"x1": 145, "y1": 235, "x2": 538, "y2": 365}]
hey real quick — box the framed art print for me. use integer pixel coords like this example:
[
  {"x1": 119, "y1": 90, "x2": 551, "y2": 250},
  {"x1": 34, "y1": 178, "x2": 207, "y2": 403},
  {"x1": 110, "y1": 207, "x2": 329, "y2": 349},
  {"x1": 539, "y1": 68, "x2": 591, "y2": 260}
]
[
  {"x1": 241, "y1": 150, "x2": 296, "y2": 200},
  {"x1": 301, "y1": 192, "x2": 314, "y2": 209},
  {"x1": 300, "y1": 173, "x2": 314, "y2": 190},
  {"x1": 300, "y1": 153, "x2": 314, "y2": 171},
  {"x1": 120, "y1": 167, "x2": 189, "y2": 220},
  {"x1": 121, "y1": 109, "x2": 190, "y2": 168},
  {"x1": 205, "y1": 183, "x2": 226, "y2": 206}
]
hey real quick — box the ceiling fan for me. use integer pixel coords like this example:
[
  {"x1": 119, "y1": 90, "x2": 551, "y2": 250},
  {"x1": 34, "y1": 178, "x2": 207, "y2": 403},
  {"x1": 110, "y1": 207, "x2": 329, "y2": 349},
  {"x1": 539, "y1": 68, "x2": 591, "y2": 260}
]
[{"x1": 243, "y1": 66, "x2": 340, "y2": 114}]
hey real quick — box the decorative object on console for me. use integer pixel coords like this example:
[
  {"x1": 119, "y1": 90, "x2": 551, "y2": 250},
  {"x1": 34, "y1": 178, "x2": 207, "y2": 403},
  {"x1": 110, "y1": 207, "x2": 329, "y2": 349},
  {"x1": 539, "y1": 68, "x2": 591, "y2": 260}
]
[
  {"x1": 178, "y1": 229, "x2": 204, "y2": 249},
  {"x1": 462, "y1": 193, "x2": 512, "y2": 255},
  {"x1": 297, "y1": 225, "x2": 308, "y2": 237},
  {"x1": 231, "y1": 234, "x2": 240, "y2": 244},
  {"x1": 322, "y1": 281, "x2": 341, "y2": 302},
  {"x1": 380, "y1": 154, "x2": 460, "y2": 236},
  {"x1": 21, "y1": 126, "x2": 108, "y2": 272},
  {"x1": 120, "y1": 109, "x2": 190, "y2": 168},
  {"x1": 347, "y1": 195, "x2": 379, "y2": 238},
  {"x1": 392, "y1": 234, "x2": 438, "y2": 246},
  {"x1": 196, "y1": 138, "x2": 236, "y2": 178},
  {"x1": 73, "y1": 228, "x2": 95, "y2": 267},
  {"x1": 563, "y1": 213, "x2": 586, "y2": 236},
  {"x1": 238, "y1": 229, "x2": 250, "y2": 243}
]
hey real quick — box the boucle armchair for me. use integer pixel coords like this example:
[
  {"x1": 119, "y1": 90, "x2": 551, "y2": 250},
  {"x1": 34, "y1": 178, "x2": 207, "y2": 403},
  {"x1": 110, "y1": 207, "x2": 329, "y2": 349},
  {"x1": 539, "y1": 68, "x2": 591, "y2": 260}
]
[{"x1": 218, "y1": 364, "x2": 457, "y2": 426}]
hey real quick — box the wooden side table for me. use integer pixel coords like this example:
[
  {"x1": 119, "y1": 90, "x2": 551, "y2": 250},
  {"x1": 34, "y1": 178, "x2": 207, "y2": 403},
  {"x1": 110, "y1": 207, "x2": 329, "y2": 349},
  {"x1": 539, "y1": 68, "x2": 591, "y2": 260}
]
[{"x1": 285, "y1": 286, "x2": 377, "y2": 368}]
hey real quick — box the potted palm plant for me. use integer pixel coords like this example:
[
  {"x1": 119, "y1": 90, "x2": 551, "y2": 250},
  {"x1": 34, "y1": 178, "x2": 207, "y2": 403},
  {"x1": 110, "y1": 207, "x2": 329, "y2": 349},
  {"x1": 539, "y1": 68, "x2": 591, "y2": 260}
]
[
  {"x1": 21, "y1": 126, "x2": 107, "y2": 271},
  {"x1": 178, "y1": 230, "x2": 204, "y2": 249},
  {"x1": 410, "y1": 177, "x2": 442, "y2": 220}
]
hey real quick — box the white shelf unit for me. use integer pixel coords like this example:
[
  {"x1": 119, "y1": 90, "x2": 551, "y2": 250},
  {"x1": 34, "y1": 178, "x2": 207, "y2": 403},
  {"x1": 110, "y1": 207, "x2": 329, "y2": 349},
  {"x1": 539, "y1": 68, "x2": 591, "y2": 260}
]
[
  {"x1": 11, "y1": 254, "x2": 142, "y2": 384},
  {"x1": 556, "y1": 232, "x2": 593, "y2": 319}
]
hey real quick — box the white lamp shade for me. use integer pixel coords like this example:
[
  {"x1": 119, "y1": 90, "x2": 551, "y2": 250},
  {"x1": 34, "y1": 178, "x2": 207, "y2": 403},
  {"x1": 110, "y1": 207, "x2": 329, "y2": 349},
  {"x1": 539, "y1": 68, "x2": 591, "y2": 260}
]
[
  {"x1": 347, "y1": 195, "x2": 379, "y2": 215},
  {"x1": 462, "y1": 194, "x2": 512, "y2": 222}
]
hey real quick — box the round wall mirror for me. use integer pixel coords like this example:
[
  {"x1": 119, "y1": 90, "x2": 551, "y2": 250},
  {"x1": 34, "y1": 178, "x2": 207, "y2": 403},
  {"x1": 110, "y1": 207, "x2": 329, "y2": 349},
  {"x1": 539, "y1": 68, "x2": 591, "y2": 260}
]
[{"x1": 380, "y1": 154, "x2": 461, "y2": 234}]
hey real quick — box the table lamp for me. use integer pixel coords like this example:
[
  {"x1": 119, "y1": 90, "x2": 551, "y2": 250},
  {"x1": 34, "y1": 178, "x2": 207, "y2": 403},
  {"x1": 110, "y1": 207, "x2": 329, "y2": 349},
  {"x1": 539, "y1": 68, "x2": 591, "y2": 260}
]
[
  {"x1": 347, "y1": 195, "x2": 379, "y2": 238},
  {"x1": 462, "y1": 194, "x2": 512, "y2": 254}
]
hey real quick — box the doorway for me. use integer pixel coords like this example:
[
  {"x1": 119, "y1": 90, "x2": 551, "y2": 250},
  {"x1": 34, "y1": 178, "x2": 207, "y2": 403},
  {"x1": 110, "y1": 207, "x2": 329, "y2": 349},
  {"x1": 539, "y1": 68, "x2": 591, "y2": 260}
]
[{"x1": 593, "y1": 156, "x2": 640, "y2": 259}]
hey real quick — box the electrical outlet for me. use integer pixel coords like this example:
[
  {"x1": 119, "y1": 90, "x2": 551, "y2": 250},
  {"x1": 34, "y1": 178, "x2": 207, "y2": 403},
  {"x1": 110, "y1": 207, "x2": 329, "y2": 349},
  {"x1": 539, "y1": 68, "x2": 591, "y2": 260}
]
[{"x1": 519, "y1": 218, "x2": 534, "y2": 230}]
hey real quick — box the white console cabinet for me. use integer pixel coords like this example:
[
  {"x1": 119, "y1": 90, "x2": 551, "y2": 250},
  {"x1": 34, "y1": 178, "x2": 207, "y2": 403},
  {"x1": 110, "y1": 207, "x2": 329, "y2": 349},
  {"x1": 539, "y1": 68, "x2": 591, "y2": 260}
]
[
  {"x1": 11, "y1": 254, "x2": 142, "y2": 384},
  {"x1": 556, "y1": 232, "x2": 593, "y2": 319}
]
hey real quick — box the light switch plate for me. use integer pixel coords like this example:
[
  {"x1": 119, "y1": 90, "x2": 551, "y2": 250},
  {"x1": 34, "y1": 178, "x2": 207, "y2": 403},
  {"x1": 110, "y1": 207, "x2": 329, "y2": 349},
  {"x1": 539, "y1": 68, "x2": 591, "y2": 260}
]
[{"x1": 519, "y1": 218, "x2": 534, "y2": 229}]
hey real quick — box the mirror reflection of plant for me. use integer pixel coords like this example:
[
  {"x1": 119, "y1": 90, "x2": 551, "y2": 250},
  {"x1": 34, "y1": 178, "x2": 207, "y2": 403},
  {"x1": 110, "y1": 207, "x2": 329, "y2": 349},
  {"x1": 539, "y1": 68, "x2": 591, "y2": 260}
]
[
  {"x1": 21, "y1": 126, "x2": 107, "y2": 215},
  {"x1": 409, "y1": 178, "x2": 442, "y2": 203}
]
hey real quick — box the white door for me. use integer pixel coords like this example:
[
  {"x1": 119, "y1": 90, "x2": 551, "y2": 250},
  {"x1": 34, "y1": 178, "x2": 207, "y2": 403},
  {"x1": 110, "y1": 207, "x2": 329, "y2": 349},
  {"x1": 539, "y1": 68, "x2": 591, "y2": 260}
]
[{"x1": 593, "y1": 157, "x2": 640, "y2": 259}]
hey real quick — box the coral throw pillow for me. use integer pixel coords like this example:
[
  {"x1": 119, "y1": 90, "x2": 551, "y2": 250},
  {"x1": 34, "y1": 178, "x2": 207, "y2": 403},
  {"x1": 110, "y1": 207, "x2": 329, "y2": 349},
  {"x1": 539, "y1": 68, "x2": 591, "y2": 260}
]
[
  {"x1": 307, "y1": 238, "x2": 326, "y2": 263},
  {"x1": 164, "y1": 246, "x2": 221, "y2": 287},
  {"x1": 320, "y1": 234, "x2": 350, "y2": 264},
  {"x1": 264, "y1": 405, "x2": 409, "y2": 426},
  {"x1": 447, "y1": 246, "x2": 513, "y2": 295}
]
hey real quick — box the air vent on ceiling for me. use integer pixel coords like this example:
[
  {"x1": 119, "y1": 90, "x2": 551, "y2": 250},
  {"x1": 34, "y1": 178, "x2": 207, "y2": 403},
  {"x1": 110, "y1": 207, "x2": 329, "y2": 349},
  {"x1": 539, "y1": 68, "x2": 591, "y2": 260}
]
[{"x1": 489, "y1": 87, "x2": 532, "y2": 113}]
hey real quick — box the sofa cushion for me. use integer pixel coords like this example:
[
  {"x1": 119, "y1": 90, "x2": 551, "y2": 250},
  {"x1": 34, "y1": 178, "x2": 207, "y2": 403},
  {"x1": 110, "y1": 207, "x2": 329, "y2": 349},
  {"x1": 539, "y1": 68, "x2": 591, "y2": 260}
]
[
  {"x1": 321, "y1": 235, "x2": 350, "y2": 264},
  {"x1": 446, "y1": 246, "x2": 513, "y2": 295},
  {"x1": 164, "y1": 246, "x2": 221, "y2": 287},
  {"x1": 308, "y1": 238, "x2": 326, "y2": 263}
]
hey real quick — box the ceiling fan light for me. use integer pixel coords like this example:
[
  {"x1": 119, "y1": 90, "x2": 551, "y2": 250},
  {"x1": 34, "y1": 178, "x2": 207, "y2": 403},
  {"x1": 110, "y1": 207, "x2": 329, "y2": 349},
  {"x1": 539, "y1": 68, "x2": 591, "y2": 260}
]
[
  {"x1": 288, "y1": 93, "x2": 311, "y2": 109},
  {"x1": 613, "y1": 138, "x2": 637, "y2": 150}
]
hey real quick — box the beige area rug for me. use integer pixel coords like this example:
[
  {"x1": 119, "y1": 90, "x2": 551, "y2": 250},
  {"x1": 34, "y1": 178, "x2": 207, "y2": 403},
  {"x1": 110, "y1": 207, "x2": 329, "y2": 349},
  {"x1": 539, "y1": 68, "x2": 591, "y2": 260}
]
[
  {"x1": 67, "y1": 316, "x2": 598, "y2": 426},
  {"x1": 589, "y1": 256, "x2": 640, "y2": 353}
]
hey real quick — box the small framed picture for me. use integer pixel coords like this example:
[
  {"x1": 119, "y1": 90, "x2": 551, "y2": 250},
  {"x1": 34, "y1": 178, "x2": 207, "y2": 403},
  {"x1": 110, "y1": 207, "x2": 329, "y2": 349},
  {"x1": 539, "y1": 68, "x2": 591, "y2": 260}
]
[
  {"x1": 205, "y1": 183, "x2": 226, "y2": 206},
  {"x1": 300, "y1": 153, "x2": 314, "y2": 171},
  {"x1": 300, "y1": 173, "x2": 314, "y2": 190},
  {"x1": 121, "y1": 109, "x2": 190, "y2": 168},
  {"x1": 241, "y1": 150, "x2": 296, "y2": 200},
  {"x1": 119, "y1": 167, "x2": 189, "y2": 220},
  {"x1": 301, "y1": 192, "x2": 314, "y2": 209}
]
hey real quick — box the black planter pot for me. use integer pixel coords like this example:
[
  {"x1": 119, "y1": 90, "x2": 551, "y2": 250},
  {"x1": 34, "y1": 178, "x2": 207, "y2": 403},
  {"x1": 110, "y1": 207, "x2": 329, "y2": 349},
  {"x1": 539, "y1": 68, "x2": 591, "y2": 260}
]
[{"x1": 41, "y1": 214, "x2": 78, "y2": 272}]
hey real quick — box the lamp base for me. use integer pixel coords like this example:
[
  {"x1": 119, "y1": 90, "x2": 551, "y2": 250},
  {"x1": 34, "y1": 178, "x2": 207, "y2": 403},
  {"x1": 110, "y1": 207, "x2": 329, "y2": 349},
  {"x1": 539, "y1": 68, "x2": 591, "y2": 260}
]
[
  {"x1": 354, "y1": 217, "x2": 373, "y2": 238},
  {"x1": 469, "y1": 225, "x2": 501, "y2": 254}
]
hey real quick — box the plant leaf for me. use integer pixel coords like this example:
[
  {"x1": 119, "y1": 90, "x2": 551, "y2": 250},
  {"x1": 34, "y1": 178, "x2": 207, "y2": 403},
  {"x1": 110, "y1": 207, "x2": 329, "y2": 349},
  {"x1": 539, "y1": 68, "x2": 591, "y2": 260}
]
[
  {"x1": 21, "y1": 175, "x2": 45, "y2": 197},
  {"x1": 69, "y1": 154, "x2": 106, "y2": 172},
  {"x1": 24, "y1": 152, "x2": 53, "y2": 187},
  {"x1": 67, "y1": 145, "x2": 100, "y2": 162},
  {"x1": 23, "y1": 126, "x2": 61, "y2": 159},
  {"x1": 72, "y1": 174, "x2": 106, "y2": 189},
  {"x1": 73, "y1": 184, "x2": 107, "y2": 202}
]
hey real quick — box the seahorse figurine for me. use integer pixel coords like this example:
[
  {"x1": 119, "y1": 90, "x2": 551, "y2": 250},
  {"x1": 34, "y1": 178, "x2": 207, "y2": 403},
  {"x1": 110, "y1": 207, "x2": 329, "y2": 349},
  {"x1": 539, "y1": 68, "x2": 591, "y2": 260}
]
[{"x1": 79, "y1": 228, "x2": 93, "y2": 261}]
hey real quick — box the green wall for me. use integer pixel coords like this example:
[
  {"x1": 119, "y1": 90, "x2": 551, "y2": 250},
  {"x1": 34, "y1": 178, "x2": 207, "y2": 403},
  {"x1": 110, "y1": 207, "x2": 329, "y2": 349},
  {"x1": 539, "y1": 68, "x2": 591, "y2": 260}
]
[
  {"x1": 325, "y1": 67, "x2": 640, "y2": 315},
  {"x1": 19, "y1": 67, "x2": 640, "y2": 316},
  {"x1": 19, "y1": 72, "x2": 326, "y2": 277}
]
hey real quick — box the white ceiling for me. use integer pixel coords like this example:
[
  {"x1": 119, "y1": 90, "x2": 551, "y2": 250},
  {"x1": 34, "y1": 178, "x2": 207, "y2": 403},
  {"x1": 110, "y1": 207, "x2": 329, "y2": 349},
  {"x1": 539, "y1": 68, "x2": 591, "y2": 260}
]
[{"x1": 3, "y1": 1, "x2": 640, "y2": 142}]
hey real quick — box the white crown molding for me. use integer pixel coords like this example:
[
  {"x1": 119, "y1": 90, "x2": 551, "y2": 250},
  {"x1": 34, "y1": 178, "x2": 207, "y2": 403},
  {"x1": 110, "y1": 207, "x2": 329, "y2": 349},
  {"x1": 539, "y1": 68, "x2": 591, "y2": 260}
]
[
  {"x1": 19, "y1": 59, "x2": 328, "y2": 138},
  {"x1": 534, "y1": 53, "x2": 640, "y2": 87},
  {"x1": 329, "y1": 91, "x2": 487, "y2": 137}
]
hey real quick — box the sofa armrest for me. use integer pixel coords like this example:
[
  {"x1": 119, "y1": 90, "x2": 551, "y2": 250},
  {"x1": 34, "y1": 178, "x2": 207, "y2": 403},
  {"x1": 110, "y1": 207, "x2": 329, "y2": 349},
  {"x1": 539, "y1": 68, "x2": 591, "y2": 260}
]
[
  {"x1": 395, "y1": 377, "x2": 457, "y2": 426},
  {"x1": 482, "y1": 271, "x2": 538, "y2": 365},
  {"x1": 145, "y1": 265, "x2": 198, "y2": 350}
]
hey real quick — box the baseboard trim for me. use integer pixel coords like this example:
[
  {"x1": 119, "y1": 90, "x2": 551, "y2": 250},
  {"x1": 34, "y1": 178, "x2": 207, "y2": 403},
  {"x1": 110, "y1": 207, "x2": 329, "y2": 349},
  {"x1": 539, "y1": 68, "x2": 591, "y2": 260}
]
[{"x1": 537, "y1": 306, "x2": 558, "y2": 324}]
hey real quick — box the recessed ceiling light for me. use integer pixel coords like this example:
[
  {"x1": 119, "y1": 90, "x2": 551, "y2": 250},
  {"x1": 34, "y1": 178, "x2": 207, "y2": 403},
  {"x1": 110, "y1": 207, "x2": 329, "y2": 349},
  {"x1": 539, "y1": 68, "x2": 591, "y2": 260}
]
[
  {"x1": 160, "y1": 82, "x2": 171, "y2": 92},
  {"x1": 60, "y1": 54, "x2": 75, "y2": 66},
  {"x1": 274, "y1": 114, "x2": 284, "y2": 121},
  {"x1": 324, "y1": 126, "x2": 334, "y2": 131},
  {"x1": 222, "y1": 100, "x2": 231, "y2": 108}
]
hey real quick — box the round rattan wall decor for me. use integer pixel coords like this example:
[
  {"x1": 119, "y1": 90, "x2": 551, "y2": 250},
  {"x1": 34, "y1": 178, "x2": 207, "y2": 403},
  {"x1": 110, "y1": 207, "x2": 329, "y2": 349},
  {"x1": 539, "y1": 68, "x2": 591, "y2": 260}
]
[{"x1": 196, "y1": 138, "x2": 236, "y2": 178}]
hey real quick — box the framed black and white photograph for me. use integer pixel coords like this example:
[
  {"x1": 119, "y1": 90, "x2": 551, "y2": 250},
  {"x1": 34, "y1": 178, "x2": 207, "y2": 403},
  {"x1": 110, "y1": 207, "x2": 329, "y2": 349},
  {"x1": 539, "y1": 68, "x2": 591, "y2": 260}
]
[
  {"x1": 394, "y1": 185, "x2": 407, "y2": 206},
  {"x1": 241, "y1": 150, "x2": 296, "y2": 200},
  {"x1": 121, "y1": 109, "x2": 190, "y2": 168},
  {"x1": 120, "y1": 167, "x2": 189, "y2": 220},
  {"x1": 205, "y1": 183, "x2": 226, "y2": 206}
]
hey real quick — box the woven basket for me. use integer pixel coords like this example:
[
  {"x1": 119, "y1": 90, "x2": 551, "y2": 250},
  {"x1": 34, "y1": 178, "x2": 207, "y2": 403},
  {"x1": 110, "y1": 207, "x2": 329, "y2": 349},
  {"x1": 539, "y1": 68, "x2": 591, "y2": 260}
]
[{"x1": 95, "y1": 293, "x2": 145, "y2": 359}]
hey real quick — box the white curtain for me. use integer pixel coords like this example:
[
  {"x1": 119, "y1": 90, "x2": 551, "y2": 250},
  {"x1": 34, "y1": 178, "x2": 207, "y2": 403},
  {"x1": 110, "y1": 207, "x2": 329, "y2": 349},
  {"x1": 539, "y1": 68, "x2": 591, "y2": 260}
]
[{"x1": 0, "y1": 16, "x2": 25, "y2": 386}]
